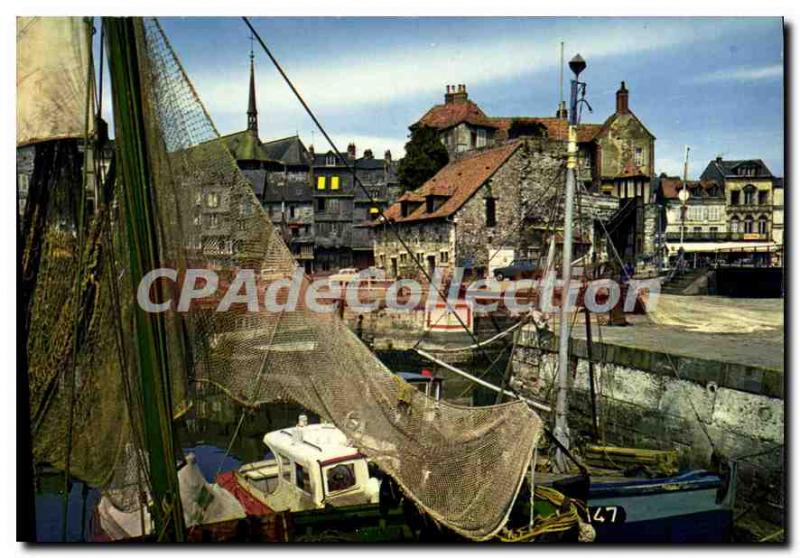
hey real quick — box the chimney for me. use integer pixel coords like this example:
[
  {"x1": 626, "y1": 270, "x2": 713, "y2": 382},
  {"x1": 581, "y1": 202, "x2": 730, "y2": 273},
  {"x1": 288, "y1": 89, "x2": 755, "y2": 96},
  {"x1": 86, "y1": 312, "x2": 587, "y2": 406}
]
[
  {"x1": 384, "y1": 150, "x2": 392, "y2": 163},
  {"x1": 347, "y1": 143, "x2": 356, "y2": 159},
  {"x1": 555, "y1": 100, "x2": 568, "y2": 120},
  {"x1": 364, "y1": 149, "x2": 374, "y2": 159},
  {"x1": 716, "y1": 155, "x2": 723, "y2": 163},
  {"x1": 615, "y1": 81, "x2": 629, "y2": 114},
  {"x1": 444, "y1": 83, "x2": 468, "y2": 104}
]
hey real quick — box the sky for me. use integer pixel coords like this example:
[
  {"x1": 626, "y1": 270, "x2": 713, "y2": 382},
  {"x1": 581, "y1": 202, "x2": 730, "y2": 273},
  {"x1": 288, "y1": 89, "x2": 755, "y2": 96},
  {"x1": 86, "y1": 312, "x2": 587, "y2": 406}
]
[{"x1": 104, "y1": 17, "x2": 784, "y2": 178}]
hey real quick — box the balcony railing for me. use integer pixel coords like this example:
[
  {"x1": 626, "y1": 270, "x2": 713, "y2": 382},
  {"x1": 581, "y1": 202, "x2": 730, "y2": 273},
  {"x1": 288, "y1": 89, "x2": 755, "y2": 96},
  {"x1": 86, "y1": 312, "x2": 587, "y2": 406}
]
[{"x1": 665, "y1": 231, "x2": 770, "y2": 242}]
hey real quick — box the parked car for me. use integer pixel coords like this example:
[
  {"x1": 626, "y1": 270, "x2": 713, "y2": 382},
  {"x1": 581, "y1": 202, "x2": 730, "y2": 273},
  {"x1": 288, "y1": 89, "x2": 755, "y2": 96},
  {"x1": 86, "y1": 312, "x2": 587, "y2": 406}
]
[{"x1": 493, "y1": 259, "x2": 537, "y2": 280}]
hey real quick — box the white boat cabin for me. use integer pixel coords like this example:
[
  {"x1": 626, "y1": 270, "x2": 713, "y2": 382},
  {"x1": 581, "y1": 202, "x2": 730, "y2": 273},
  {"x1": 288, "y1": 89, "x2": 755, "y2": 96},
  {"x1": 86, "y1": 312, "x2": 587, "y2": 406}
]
[{"x1": 238, "y1": 418, "x2": 380, "y2": 512}]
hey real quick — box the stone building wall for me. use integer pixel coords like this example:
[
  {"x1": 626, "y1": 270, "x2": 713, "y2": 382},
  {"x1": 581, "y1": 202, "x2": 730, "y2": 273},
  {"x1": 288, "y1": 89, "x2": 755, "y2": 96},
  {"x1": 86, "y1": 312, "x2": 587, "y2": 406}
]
[
  {"x1": 596, "y1": 113, "x2": 654, "y2": 184},
  {"x1": 374, "y1": 220, "x2": 455, "y2": 279},
  {"x1": 511, "y1": 327, "x2": 784, "y2": 512}
]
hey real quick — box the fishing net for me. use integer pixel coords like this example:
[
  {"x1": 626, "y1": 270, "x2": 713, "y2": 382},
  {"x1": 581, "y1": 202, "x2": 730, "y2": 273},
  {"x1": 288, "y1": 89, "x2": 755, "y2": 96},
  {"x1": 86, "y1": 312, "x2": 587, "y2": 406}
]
[
  {"x1": 135, "y1": 18, "x2": 543, "y2": 540},
  {"x1": 22, "y1": 16, "x2": 543, "y2": 541}
]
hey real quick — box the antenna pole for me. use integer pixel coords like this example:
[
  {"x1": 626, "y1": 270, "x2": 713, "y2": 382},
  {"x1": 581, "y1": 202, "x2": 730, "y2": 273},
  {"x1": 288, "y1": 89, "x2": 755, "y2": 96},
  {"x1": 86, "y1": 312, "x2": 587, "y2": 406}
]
[{"x1": 559, "y1": 42, "x2": 564, "y2": 105}]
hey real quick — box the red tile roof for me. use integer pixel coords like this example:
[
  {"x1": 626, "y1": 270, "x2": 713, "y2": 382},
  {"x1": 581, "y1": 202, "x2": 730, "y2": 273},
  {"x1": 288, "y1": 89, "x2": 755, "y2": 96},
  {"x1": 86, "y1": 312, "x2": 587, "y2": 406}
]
[
  {"x1": 492, "y1": 117, "x2": 602, "y2": 143},
  {"x1": 415, "y1": 100, "x2": 498, "y2": 130},
  {"x1": 378, "y1": 141, "x2": 522, "y2": 224}
]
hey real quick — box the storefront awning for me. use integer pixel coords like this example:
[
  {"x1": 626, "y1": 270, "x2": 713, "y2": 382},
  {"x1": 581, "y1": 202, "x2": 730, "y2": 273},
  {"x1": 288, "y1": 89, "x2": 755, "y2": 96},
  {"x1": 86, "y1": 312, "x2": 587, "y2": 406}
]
[{"x1": 666, "y1": 241, "x2": 780, "y2": 254}]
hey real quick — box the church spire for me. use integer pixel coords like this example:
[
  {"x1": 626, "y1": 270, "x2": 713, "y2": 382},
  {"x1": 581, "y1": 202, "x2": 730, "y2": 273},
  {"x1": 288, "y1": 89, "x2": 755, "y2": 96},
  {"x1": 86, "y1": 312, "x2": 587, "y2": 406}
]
[{"x1": 247, "y1": 35, "x2": 258, "y2": 134}]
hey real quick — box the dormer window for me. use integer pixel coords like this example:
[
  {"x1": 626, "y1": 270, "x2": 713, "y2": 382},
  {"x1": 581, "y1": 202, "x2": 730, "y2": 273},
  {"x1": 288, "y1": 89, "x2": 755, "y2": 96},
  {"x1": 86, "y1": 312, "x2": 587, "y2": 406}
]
[
  {"x1": 325, "y1": 154, "x2": 336, "y2": 166},
  {"x1": 477, "y1": 128, "x2": 487, "y2": 148},
  {"x1": 426, "y1": 195, "x2": 435, "y2": 213}
]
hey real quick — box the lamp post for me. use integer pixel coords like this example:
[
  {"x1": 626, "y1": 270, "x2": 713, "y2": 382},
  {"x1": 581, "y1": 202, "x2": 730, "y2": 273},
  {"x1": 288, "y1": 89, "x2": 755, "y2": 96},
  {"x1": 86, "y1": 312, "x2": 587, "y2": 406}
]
[{"x1": 553, "y1": 54, "x2": 587, "y2": 473}]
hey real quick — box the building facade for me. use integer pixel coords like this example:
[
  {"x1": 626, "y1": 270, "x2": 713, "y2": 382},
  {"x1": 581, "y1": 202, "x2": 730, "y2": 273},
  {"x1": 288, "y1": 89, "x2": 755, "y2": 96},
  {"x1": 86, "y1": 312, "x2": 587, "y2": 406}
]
[
  {"x1": 408, "y1": 82, "x2": 658, "y2": 270},
  {"x1": 218, "y1": 56, "x2": 399, "y2": 274},
  {"x1": 699, "y1": 158, "x2": 777, "y2": 241},
  {"x1": 372, "y1": 139, "x2": 622, "y2": 280}
]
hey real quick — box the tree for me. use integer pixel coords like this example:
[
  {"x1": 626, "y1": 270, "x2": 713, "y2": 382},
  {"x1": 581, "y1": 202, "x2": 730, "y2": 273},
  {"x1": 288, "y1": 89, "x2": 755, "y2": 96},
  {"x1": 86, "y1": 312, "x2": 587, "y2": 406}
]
[{"x1": 397, "y1": 126, "x2": 449, "y2": 193}]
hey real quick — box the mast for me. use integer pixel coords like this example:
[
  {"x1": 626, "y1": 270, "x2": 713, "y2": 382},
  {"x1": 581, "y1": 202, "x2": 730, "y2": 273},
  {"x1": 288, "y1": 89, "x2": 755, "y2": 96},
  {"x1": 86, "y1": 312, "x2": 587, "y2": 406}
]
[
  {"x1": 553, "y1": 54, "x2": 587, "y2": 473},
  {"x1": 103, "y1": 17, "x2": 185, "y2": 541}
]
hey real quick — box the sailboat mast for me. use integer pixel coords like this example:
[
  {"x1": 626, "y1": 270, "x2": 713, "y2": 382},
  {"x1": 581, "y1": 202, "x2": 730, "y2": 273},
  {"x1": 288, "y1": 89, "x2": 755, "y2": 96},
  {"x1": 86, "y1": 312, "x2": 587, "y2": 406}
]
[
  {"x1": 553, "y1": 54, "x2": 587, "y2": 473},
  {"x1": 103, "y1": 17, "x2": 185, "y2": 541}
]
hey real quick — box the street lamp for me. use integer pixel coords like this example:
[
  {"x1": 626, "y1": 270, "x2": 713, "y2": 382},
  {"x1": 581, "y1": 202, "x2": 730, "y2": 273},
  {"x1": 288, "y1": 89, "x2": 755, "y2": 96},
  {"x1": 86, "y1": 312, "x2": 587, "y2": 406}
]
[{"x1": 554, "y1": 54, "x2": 590, "y2": 474}]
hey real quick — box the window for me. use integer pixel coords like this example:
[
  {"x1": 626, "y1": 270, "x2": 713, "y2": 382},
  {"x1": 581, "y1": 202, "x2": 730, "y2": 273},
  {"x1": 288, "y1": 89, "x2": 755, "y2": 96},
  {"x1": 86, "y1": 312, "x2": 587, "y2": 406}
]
[
  {"x1": 317, "y1": 198, "x2": 326, "y2": 212},
  {"x1": 743, "y1": 185, "x2": 756, "y2": 205},
  {"x1": 209, "y1": 214, "x2": 219, "y2": 228},
  {"x1": 369, "y1": 206, "x2": 380, "y2": 215},
  {"x1": 195, "y1": 192, "x2": 203, "y2": 206},
  {"x1": 744, "y1": 215, "x2": 754, "y2": 234},
  {"x1": 317, "y1": 176, "x2": 326, "y2": 190},
  {"x1": 331, "y1": 176, "x2": 340, "y2": 190},
  {"x1": 731, "y1": 191, "x2": 740, "y2": 206},
  {"x1": 758, "y1": 190, "x2": 768, "y2": 205},
  {"x1": 417, "y1": 252, "x2": 424, "y2": 263},
  {"x1": 693, "y1": 226, "x2": 702, "y2": 233},
  {"x1": 440, "y1": 251, "x2": 449, "y2": 263},
  {"x1": 730, "y1": 217, "x2": 740, "y2": 233},
  {"x1": 193, "y1": 213, "x2": 201, "y2": 226},
  {"x1": 289, "y1": 205, "x2": 296, "y2": 219},
  {"x1": 206, "y1": 192, "x2": 220, "y2": 208},
  {"x1": 399, "y1": 253, "x2": 407, "y2": 264},
  {"x1": 325, "y1": 155, "x2": 336, "y2": 166},
  {"x1": 325, "y1": 463, "x2": 356, "y2": 493},
  {"x1": 758, "y1": 216, "x2": 768, "y2": 235},
  {"x1": 294, "y1": 463, "x2": 312, "y2": 493},
  {"x1": 634, "y1": 147, "x2": 643, "y2": 167},
  {"x1": 485, "y1": 197, "x2": 496, "y2": 227},
  {"x1": 470, "y1": 130, "x2": 477, "y2": 148}
]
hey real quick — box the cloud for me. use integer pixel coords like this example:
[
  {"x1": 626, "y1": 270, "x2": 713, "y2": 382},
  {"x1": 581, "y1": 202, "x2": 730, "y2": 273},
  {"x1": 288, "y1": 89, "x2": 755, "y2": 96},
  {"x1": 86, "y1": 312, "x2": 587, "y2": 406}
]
[
  {"x1": 187, "y1": 19, "x2": 744, "y2": 121},
  {"x1": 693, "y1": 64, "x2": 783, "y2": 84}
]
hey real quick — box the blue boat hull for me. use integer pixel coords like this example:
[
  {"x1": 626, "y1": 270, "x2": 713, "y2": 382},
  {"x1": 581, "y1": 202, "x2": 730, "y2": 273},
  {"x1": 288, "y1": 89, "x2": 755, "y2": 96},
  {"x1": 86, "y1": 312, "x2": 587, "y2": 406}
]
[{"x1": 586, "y1": 470, "x2": 735, "y2": 543}]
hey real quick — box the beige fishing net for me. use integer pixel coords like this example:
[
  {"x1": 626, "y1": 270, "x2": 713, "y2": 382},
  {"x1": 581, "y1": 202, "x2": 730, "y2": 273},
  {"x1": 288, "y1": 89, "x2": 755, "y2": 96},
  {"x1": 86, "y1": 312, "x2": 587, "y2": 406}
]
[{"x1": 25, "y1": 17, "x2": 544, "y2": 541}]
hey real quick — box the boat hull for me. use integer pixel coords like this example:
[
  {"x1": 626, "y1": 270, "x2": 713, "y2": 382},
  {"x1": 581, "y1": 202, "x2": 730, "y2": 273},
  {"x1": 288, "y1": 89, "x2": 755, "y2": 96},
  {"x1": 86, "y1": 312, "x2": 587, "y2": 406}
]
[{"x1": 586, "y1": 470, "x2": 734, "y2": 543}]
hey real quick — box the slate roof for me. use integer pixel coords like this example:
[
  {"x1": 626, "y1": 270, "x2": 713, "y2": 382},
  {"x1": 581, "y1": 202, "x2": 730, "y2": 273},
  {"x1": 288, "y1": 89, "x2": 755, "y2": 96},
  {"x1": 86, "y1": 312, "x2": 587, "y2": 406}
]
[
  {"x1": 414, "y1": 100, "x2": 498, "y2": 130},
  {"x1": 262, "y1": 135, "x2": 310, "y2": 166},
  {"x1": 700, "y1": 159, "x2": 774, "y2": 181},
  {"x1": 219, "y1": 129, "x2": 274, "y2": 162},
  {"x1": 376, "y1": 141, "x2": 521, "y2": 224}
]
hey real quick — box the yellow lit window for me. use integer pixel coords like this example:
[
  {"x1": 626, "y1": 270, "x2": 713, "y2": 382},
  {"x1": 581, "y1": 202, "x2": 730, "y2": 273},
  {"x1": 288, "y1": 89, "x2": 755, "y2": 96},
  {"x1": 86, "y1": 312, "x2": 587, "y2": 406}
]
[
  {"x1": 317, "y1": 176, "x2": 326, "y2": 190},
  {"x1": 369, "y1": 206, "x2": 379, "y2": 215},
  {"x1": 331, "y1": 176, "x2": 340, "y2": 190}
]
